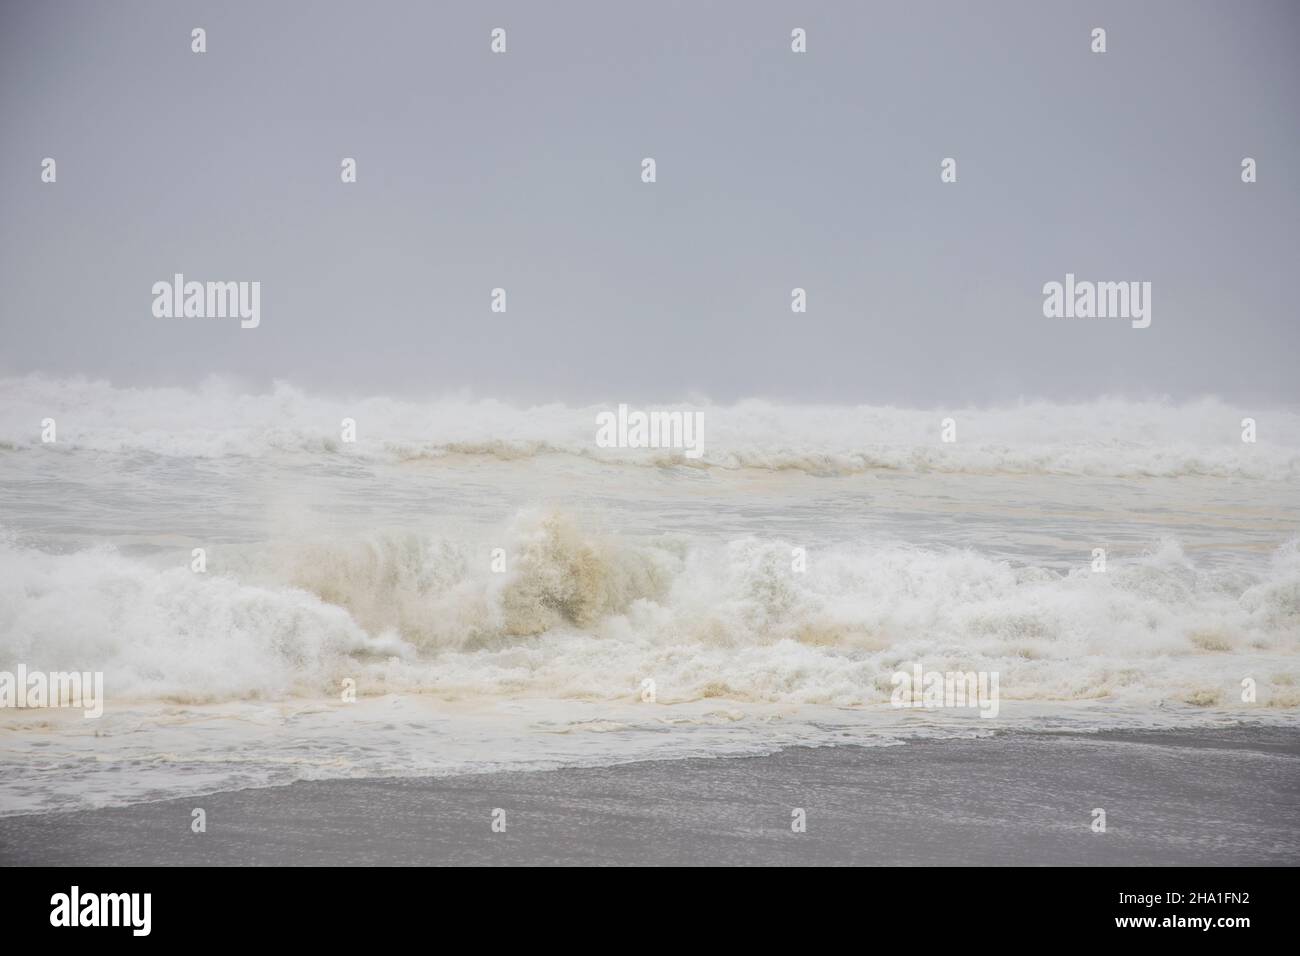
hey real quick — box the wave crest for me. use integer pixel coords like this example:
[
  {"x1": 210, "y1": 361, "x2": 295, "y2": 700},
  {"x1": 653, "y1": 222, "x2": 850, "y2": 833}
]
[
  {"x1": 2, "y1": 516, "x2": 1297, "y2": 708},
  {"x1": 2, "y1": 376, "x2": 1297, "y2": 479}
]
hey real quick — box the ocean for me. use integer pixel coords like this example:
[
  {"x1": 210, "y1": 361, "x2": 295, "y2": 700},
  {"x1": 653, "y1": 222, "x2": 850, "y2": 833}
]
[{"x1": 1, "y1": 376, "x2": 1298, "y2": 816}]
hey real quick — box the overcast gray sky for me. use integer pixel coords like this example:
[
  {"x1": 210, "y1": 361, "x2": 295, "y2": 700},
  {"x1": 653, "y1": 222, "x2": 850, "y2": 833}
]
[{"x1": 2, "y1": 0, "x2": 1297, "y2": 404}]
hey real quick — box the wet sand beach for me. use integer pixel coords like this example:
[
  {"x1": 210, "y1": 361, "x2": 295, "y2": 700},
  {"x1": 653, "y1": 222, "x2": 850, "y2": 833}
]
[{"x1": 2, "y1": 726, "x2": 1296, "y2": 866}]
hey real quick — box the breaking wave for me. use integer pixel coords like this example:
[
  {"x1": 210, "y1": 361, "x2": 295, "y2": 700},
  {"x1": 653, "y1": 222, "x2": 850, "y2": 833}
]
[
  {"x1": 2, "y1": 376, "x2": 1297, "y2": 479},
  {"x1": 2, "y1": 515, "x2": 1297, "y2": 709}
]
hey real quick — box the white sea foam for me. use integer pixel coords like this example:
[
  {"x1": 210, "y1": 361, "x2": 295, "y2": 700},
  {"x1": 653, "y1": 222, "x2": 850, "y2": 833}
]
[
  {"x1": 2, "y1": 376, "x2": 1296, "y2": 478},
  {"x1": 2, "y1": 518, "x2": 1296, "y2": 710},
  {"x1": 2, "y1": 377, "x2": 1297, "y2": 813}
]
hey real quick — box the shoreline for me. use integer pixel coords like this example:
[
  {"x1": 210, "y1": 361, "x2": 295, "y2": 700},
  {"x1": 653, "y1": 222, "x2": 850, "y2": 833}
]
[{"x1": 2, "y1": 726, "x2": 1297, "y2": 866}]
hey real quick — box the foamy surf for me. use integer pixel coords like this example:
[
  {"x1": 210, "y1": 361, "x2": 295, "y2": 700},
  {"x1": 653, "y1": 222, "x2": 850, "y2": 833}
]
[
  {"x1": 1, "y1": 377, "x2": 1297, "y2": 814},
  {"x1": 2, "y1": 376, "x2": 1297, "y2": 478},
  {"x1": 2, "y1": 523, "x2": 1298, "y2": 707}
]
